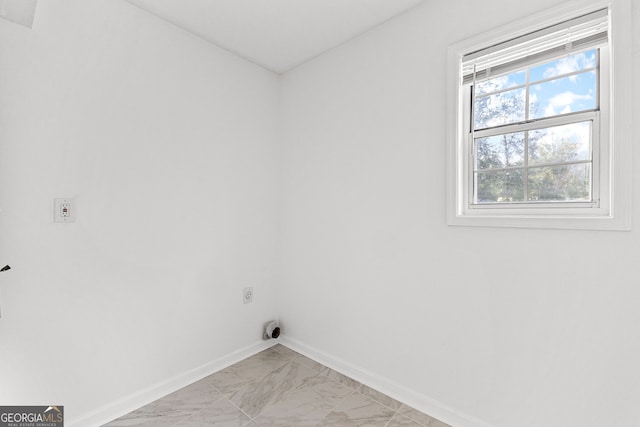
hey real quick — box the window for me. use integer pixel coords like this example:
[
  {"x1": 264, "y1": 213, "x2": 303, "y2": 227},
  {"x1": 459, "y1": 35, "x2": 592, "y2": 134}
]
[
  {"x1": 447, "y1": 0, "x2": 632, "y2": 230},
  {"x1": 469, "y1": 45, "x2": 602, "y2": 207}
]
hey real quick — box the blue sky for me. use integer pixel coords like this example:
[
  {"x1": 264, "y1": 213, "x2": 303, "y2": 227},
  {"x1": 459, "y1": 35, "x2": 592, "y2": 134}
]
[
  {"x1": 475, "y1": 49, "x2": 597, "y2": 125},
  {"x1": 529, "y1": 50, "x2": 597, "y2": 118}
]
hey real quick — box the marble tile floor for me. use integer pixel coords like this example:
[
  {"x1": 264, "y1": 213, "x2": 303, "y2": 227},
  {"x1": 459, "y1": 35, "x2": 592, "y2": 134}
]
[{"x1": 103, "y1": 344, "x2": 451, "y2": 427}]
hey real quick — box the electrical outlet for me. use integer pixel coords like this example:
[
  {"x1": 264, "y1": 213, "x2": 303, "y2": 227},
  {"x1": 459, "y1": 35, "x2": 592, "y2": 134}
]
[
  {"x1": 54, "y1": 198, "x2": 76, "y2": 223},
  {"x1": 243, "y1": 287, "x2": 253, "y2": 304}
]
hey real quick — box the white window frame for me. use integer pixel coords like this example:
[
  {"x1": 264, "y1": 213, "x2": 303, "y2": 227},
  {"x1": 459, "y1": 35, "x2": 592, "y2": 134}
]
[
  {"x1": 446, "y1": 0, "x2": 632, "y2": 230},
  {"x1": 464, "y1": 52, "x2": 605, "y2": 210}
]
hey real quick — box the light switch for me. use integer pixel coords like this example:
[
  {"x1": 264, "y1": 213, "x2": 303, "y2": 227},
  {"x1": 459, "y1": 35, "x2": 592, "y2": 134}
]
[{"x1": 54, "y1": 198, "x2": 76, "y2": 223}]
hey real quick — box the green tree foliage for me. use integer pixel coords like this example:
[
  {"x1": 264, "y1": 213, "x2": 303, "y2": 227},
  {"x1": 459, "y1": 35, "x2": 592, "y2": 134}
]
[{"x1": 473, "y1": 79, "x2": 590, "y2": 203}]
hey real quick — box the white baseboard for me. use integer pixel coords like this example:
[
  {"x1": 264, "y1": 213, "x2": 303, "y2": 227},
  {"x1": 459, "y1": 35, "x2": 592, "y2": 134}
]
[
  {"x1": 280, "y1": 336, "x2": 493, "y2": 427},
  {"x1": 68, "y1": 340, "x2": 276, "y2": 427}
]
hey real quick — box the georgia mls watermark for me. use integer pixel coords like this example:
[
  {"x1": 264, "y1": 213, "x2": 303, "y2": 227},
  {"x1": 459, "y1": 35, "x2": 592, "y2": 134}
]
[{"x1": 0, "y1": 406, "x2": 63, "y2": 427}]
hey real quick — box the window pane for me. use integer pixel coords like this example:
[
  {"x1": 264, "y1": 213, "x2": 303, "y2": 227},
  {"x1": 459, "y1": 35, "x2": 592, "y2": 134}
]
[
  {"x1": 529, "y1": 71, "x2": 596, "y2": 119},
  {"x1": 475, "y1": 70, "x2": 526, "y2": 96},
  {"x1": 476, "y1": 169, "x2": 524, "y2": 203},
  {"x1": 528, "y1": 121, "x2": 591, "y2": 165},
  {"x1": 530, "y1": 49, "x2": 597, "y2": 82},
  {"x1": 476, "y1": 132, "x2": 525, "y2": 170},
  {"x1": 528, "y1": 163, "x2": 591, "y2": 201},
  {"x1": 474, "y1": 88, "x2": 526, "y2": 129}
]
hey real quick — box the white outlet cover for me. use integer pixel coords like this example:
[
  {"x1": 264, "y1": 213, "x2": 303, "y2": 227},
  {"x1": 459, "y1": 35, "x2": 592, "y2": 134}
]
[
  {"x1": 54, "y1": 198, "x2": 76, "y2": 223},
  {"x1": 243, "y1": 287, "x2": 253, "y2": 304}
]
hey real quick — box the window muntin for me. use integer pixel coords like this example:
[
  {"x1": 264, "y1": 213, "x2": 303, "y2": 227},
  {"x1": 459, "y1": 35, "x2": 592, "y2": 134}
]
[{"x1": 467, "y1": 47, "x2": 600, "y2": 207}]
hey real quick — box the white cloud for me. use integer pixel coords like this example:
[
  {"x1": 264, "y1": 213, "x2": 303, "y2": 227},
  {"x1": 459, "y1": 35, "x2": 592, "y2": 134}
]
[
  {"x1": 541, "y1": 52, "x2": 596, "y2": 80},
  {"x1": 544, "y1": 91, "x2": 592, "y2": 116},
  {"x1": 530, "y1": 121, "x2": 591, "y2": 162}
]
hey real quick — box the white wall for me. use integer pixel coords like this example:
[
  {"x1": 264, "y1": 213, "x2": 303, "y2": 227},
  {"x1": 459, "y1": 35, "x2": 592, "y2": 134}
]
[
  {"x1": 0, "y1": 0, "x2": 279, "y2": 423},
  {"x1": 2, "y1": 1, "x2": 639, "y2": 426},
  {"x1": 279, "y1": 1, "x2": 640, "y2": 427}
]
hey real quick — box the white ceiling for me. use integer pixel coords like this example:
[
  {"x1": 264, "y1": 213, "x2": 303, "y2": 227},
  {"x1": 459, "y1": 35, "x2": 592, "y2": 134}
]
[
  {"x1": 126, "y1": 0, "x2": 425, "y2": 74},
  {"x1": 0, "y1": 0, "x2": 38, "y2": 28}
]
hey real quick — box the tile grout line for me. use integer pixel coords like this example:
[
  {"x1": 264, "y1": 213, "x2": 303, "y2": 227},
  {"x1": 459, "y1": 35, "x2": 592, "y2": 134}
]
[
  {"x1": 204, "y1": 381, "x2": 257, "y2": 426},
  {"x1": 204, "y1": 352, "x2": 272, "y2": 426},
  {"x1": 117, "y1": 345, "x2": 432, "y2": 427},
  {"x1": 231, "y1": 347, "x2": 326, "y2": 425},
  {"x1": 277, "y1": 344, "x2": 400, "y2": 412},
  {"x1": 383, "y1": 406, "x2": 402, "y2": 427},
  {"x1": 266, "y1": 345, "x2": 378, "y2": 426},
  {"x1": 276, "y1": 344, "x2": 430, "y2": 426},
  {"x1": 256, "y1": 355, "x2": 346, "y2": 425},
  {"x1": 224, "y1": 395, "x2": 256, "y2": 426}
]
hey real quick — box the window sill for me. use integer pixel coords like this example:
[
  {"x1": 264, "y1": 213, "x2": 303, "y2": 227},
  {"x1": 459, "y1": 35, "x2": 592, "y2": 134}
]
[{"x1": 447, "y1": 211, "x2": 631, "y2": 231}]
